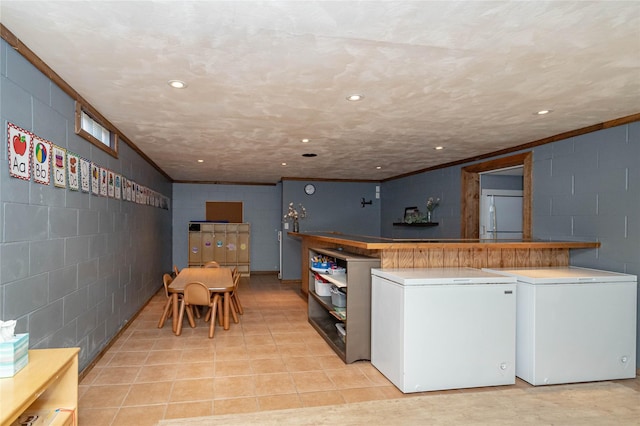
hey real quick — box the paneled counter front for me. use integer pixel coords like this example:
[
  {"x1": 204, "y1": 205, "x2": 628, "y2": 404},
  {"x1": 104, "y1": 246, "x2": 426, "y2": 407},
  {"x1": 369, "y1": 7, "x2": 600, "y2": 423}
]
[{"x1": 291, "y1": 232, "x2": 600, "y2": 296}]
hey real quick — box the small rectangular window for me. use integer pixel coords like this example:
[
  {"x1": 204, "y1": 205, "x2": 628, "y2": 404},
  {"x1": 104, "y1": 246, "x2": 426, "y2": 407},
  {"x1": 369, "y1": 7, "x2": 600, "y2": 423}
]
[{"x1": 75, "y1": 102, "x2": 118, "y2": 157}]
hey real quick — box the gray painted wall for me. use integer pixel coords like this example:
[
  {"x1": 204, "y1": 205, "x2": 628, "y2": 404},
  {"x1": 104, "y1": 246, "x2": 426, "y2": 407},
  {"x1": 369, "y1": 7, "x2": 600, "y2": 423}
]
[
  {"x1": 381, "y1": 165, "x2": 461, "y2": 239},
  {"x1": 280, "y1": 180, "x2": 380, "y2": 280},
  {"x1": 171, "y1": 183, "x2": 282, "y2": 272},
  {"x1": 0, "y1": 39, "x2": 172, "y2": 371},
  {"x1": 172, "y1": 180, "x2": 380, "y2": 280}
]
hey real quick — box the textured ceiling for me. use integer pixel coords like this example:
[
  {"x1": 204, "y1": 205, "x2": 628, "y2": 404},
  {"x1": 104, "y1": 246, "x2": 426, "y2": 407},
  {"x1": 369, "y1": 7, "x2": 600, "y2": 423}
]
[{"x1": 1, "y1": 1, "x2": 639, "y2": 184}]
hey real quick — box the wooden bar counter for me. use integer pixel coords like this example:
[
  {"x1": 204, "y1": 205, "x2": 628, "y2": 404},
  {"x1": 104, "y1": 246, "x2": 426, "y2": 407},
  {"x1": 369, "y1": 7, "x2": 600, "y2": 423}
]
[{"x1": 291, "y1": 232, "x2": 600, "y2": 296}]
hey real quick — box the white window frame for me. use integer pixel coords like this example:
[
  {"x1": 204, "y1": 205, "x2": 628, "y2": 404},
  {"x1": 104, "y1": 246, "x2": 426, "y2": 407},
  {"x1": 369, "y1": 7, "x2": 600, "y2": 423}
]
[{"x1": 75, "y1": 102, "x2": 118, "y2": 157}]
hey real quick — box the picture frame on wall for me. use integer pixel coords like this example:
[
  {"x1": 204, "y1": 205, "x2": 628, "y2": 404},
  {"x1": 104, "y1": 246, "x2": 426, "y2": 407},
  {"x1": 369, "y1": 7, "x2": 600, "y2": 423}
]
[
  {"x1": 52, "y1": 145, "x2": 66, "y2": 188},
  {"x1": 404, "y1": 206, "x2": 418, "y2": 223},
  {"x1": 80, "y1": 158, "x2": 90, "y2": 192},
  {"x1": 67, "y1": 152, "x2": 80, "y2": 191},
  {"x1": 100, "y1": 168, "x2": 108, "y2": 196},
  {"x1": 32, "y1": 136, "x2": 52, "y2": 185},
  {"x1": 107, "y1": 170, "x2": 114, "y2": 197},
  {"x1": 91, "y1": 163, "x2": 99, "y2": 195},
  {"x1": 7, "y1": 122, "x2": 33, "y2": 181},
  {"x1": 114, "y1": 174, "x2": 122, "y2": 200}
]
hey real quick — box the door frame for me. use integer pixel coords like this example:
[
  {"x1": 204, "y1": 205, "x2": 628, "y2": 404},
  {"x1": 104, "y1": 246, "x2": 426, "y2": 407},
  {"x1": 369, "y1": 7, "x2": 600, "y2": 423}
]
[{"x1": 461, "y1": 152, "x2": 532, "y2": 239}]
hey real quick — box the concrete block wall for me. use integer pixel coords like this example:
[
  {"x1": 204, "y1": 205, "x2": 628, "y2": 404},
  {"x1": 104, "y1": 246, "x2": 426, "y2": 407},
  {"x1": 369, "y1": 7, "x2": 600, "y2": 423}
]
[
  {"x1": 0, "y1": 39, "x2": 172, "y2": 370},
  {"x1": 380, "y1": 165, "x2": 461, "y2": 239},
  {"x1": 532, "y1": 124, "x2": 639, "y2": 274}
]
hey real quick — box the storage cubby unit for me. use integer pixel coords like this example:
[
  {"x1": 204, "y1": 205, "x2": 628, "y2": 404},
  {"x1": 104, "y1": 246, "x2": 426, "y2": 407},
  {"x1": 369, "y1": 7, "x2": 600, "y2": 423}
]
[
  {"x1": 188, "y1": 222, "x2": 251, "y2": 275},
  {"x1": 0, "y1": 348, "x2": 80, "y2": 426},
  {"x1": 308, "y1": 248, "x2": 380, "y2": 363}
]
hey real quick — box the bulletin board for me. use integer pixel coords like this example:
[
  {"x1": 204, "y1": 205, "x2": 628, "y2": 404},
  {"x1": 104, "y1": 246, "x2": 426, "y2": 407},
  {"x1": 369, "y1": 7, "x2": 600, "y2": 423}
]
[{"x1": 205, "y1": 201, "x2": 243, "y2": 223}]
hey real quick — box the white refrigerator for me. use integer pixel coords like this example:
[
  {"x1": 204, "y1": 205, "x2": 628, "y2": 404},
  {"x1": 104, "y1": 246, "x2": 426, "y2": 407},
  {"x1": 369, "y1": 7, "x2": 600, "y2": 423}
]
[
  {"x1": 479, "y1": 189, "x2": 523, "y2": 239},
  {"x1": 371, "y1": 268, "x2": 517, "y2": 393},
  {"x1": 483, "y1": 267, "x2": 637, "y2": 385}
]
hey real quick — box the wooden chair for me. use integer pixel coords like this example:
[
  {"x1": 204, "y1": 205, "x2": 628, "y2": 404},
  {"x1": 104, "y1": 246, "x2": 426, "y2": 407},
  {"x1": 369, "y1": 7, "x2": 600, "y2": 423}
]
[
  {"x1": 176, "y1": 281, "x2": 221, "y2": 338},
  {"x1": 173, "y1": 265, "x2": 180, "y2": 277},
  {"x1": 230, "y1": 267, "x2": 244, "y2": 316},
  {"x1": 157, "y1": 273, "x2": 176, "y2": 328},
  {"x1": 203, "y1": 261, "x2": 220, "y2": 268},
  {"x1": 204, "y1": 268, "x2": 241, "y2": 327}
]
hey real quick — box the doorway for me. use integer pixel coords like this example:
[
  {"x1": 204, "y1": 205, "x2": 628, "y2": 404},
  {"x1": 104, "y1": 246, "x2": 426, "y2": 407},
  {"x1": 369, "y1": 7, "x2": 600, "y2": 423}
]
[{"x1": 461, "y1": 152, "x2": 532, "y2": 239}]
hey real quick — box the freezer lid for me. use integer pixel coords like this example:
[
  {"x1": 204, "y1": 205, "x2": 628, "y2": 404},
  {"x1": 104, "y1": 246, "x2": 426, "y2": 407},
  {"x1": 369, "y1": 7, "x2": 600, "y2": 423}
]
[
  {"x1": 371, "y1": 267, "x2": 516, "y2": 285},
  {"x1": 482, "y1": 266, "x2": 637, "y2": 284}
]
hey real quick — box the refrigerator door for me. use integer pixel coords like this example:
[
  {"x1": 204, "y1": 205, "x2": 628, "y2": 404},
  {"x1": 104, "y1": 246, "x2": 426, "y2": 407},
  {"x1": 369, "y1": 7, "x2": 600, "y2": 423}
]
[{"x1": 480, "y1": 189, "x2": 523, "y2": 239}]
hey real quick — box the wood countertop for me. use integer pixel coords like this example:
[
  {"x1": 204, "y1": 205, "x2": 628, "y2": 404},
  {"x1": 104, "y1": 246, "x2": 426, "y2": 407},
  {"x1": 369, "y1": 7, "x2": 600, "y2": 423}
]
[{"x1": 289, "y1": 231, "x2": 600, "y2": 250}]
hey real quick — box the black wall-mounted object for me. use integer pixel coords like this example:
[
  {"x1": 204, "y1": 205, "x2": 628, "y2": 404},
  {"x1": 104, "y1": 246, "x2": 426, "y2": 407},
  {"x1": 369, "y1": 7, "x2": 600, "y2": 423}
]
[{"x1": 361, "y1": 198, "x2": 372, "y2": 208}]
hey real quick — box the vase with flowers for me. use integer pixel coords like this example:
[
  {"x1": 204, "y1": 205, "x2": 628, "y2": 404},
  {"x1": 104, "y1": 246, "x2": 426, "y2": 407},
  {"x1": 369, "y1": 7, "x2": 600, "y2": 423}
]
[
  {"x1": 284, "y1": 202, "x2": 306, "y2": 232},
  {"x1": 425, "y1": 197, "x2": 440, "y2": 223}
]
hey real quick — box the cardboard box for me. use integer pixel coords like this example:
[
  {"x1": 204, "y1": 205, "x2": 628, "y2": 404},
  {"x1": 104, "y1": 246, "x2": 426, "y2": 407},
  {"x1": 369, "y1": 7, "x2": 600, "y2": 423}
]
[{"x1": 0, "y1": 333, "x2": 29, "y2": 377}]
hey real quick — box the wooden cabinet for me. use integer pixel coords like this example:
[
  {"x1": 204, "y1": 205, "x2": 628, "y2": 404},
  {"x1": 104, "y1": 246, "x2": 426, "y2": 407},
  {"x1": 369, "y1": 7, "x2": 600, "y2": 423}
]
[
  {"x1": 307, "y1": 248, "x2": 380, "y2": 363},
  {"x1": 188, "y1": 222, "x2": 251, "y2": 275},
  {"x1": 0, "y1": 347, "x2": 80, "y2": 426}
]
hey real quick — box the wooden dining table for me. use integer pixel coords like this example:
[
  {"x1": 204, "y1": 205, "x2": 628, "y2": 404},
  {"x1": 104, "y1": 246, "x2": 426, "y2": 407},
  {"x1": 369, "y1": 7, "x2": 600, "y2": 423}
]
[{"x1": 168, "y1": 267, "x2": 235, "y2": 333}]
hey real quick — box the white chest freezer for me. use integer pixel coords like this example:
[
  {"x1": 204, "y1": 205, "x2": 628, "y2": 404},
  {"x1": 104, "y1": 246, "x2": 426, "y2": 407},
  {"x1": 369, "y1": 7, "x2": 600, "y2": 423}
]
[
  {"x1": 483, "y1": 267, "x2": 637, "y2": 385},
  {"x1": 371, "y1": 268, "x2": 517, "y2": 393}
]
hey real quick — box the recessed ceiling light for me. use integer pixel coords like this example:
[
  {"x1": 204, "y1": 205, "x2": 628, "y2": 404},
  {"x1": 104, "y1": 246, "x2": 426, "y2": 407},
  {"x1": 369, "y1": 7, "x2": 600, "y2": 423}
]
[
  {"x1": 302, "y1": 153, "x2": 317, "y2": 158},
  {"x1": 346, "y1": 94, "x2": 364, "y2": 102},
  {"x1": 168, "y1": 79, "x2": 187, "y2": 89},
  {"x1": 197, "y1": 159, "x2": 204, "y2": 163},
  {"x1": 281, "y1": 162, "x2": 287, "y2": 166},
  {"x1": 535, "y1": 109, "x2": 552, "y2": 115},
  {"x1": 376, "y1": 166, "x2": 382, "y2": 170},
  {"x1": 434, "y1": 146, "x2": 444, "y2": 150},
  {"x1": 301, "y1": 138, "x2": 310, "y2": 143}
]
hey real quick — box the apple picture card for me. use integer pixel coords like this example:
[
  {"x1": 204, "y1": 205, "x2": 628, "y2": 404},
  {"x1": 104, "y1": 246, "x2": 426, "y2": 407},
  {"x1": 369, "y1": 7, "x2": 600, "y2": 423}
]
[
  {"x1": 80, "y1": 158, "x2": 91, "y2": 192},
  {"x1": 67, "y1": 152, "x2": 80, "y2": 191},
  {"x1": 32, "y1": 136, "x2": 52, "y2": 185},
  {"x1": 91, "y1": 163, "x2": 99, "y2": 195},
  {"x1": 99, "y1": 168, "x2": 108, "y2": 196},
  {"x1": 7, "y1": 122, "x2": 33, "y2": 181},
  {"x1": 52, "y1": 145, "x2": 66, "y2": 188}
]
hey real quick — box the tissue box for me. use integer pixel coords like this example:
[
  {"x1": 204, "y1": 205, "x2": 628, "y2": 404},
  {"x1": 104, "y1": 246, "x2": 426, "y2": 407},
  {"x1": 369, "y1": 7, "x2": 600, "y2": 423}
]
[{"x1": 0, "y1": 333, "x2": 29, "y2": 377}]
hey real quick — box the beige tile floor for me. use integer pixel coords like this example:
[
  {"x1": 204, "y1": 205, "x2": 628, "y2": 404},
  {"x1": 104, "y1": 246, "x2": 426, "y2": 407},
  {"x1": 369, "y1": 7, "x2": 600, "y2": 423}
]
[{"x1": 78, "y1": 273, "x2": 640, "y2": 426}]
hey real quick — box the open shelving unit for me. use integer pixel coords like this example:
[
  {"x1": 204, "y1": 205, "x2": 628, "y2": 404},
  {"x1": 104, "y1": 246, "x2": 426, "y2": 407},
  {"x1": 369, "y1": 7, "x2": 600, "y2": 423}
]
[
  {"x1": 0, "y1": 348, "x2": 80, "y2": 426},
  {"x1": 307, "y1": 248, "x2": 380, "y2": 363}
]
